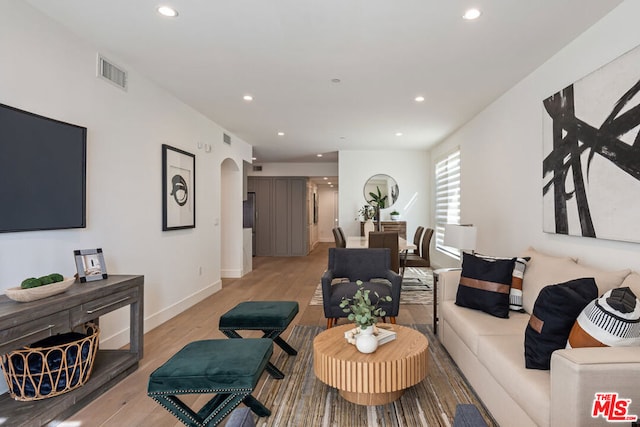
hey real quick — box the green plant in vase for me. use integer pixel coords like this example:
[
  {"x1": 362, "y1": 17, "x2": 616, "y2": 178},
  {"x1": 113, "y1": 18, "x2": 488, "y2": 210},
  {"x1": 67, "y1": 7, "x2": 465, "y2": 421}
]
[
  {"x1": 339, "y1": 280, "x2": 392, "y2": 328},
  {"x1": 356, "y1": 205, "x2": 375, "y2": 221}
]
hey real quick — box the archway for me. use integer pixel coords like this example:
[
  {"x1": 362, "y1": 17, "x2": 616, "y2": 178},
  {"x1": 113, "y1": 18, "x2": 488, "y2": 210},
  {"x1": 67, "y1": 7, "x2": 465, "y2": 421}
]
[{"x1": 220, "y1": 158, "x2": 243, "y2": 277}]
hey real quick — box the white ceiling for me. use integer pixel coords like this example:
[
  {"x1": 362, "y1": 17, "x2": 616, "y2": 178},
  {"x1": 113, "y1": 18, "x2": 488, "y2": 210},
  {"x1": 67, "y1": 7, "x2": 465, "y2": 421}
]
[{"x1": 26, "y1": 0, "x2": 622, "y2": 164}]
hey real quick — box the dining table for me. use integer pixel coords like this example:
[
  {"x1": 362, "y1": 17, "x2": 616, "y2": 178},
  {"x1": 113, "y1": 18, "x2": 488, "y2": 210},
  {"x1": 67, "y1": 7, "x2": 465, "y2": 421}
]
[{"x1": 345, "y1": 235, "x2": 417, "y2": 252}]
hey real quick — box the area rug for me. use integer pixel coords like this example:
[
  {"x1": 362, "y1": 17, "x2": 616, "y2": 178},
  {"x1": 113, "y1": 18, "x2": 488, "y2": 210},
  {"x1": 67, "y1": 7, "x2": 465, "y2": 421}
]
[
  {"x1": 254, "y1": 324, "x2": 497, "y2": 427},
  {"x1": 309, "y1": 267, "x2": 433, "y2": 306}
]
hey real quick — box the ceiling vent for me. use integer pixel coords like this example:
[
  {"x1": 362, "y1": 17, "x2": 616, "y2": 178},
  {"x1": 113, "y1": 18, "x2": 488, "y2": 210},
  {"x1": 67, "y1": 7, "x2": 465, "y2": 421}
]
[
  {"x1": 97, "y1": 54, "x2": 127, "y2": 91},
  {"x1": 223, "y1": 133, "x2": 231, "y2": 145},
  {"x1": 253, "y1": 165, "x2": 263, "y2": 172}
]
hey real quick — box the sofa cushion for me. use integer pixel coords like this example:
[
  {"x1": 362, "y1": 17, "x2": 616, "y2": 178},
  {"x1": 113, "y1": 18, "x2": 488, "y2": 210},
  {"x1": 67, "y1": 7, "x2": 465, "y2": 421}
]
[
  {"x1": 477, "y1": 254, "x2": 530, "y2": 312},
  {"x1": 456, "y1": 253, "x2": 515, "y2": 318},
  {"x1": 441, "y1": 300, "x2": 530, "y2": 355},
  {"x1": 477, "y1": 334, "x2": 550, "y2": 427},
  {"x1": 524, "y1": 278, "x2": 598, "y2": 370},
  {"x1": 568, "y1": 287, "x2": 640, "y2": 348},
  {"x1": 521, "y1": 247, "x2": 630, "y2": 314}
]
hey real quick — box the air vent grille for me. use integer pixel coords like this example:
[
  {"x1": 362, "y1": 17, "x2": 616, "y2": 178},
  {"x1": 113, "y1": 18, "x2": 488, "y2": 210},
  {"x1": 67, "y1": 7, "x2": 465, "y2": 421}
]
[
  {"x1": 253, "y1": 165, "x2": 263, "y2": 172},
  {"x1": 97, "y1": 54, "x2": 127, "y2": 91},
  {"x1": 223, "y1": 133, "x2": 231, "y2": 144}
]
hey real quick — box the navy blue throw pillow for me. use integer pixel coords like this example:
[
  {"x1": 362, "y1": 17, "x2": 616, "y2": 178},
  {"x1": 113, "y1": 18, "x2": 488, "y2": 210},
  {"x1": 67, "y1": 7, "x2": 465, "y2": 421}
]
[
  {"x1": 455, "y1": 252, "x2": 516, "y2": 318},
  {"x1": 524, "y1": 277, "x2": 598, "y2": 370}
]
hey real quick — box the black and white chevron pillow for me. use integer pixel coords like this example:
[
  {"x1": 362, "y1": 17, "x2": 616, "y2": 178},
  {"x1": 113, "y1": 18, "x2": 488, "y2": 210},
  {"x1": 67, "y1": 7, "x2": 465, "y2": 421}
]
[{"x1": 567, "y1": 286, "x2": 640, "y2": 348}]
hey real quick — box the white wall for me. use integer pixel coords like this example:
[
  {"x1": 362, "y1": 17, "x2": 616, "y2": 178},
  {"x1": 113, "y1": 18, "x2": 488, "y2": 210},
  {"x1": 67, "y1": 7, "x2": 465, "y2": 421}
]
[
  {"x1": 248, "y1": 162, "x2": 338, "y2": 178},
  {"x1": 339, "y1": 150, "x2": 431, "y2": 240},
  {"x1": 430, "y1": 0, "x2": 640, "y2": 272},
  {"x1": 0, "y1": 0, "x2": 251, "y2": 379}
]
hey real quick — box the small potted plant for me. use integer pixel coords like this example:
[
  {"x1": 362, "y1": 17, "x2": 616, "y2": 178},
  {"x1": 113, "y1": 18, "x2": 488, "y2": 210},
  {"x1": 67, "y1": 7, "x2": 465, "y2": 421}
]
[
  {"x1": 390, "y1": 210, "x2": 400, "y2": 220},
  {"x1": 339, "y1": 281, "x2": 392, "y2": 353},
  {"x1": 356, "y1": 205, "x2": 375, "y2": 221}
]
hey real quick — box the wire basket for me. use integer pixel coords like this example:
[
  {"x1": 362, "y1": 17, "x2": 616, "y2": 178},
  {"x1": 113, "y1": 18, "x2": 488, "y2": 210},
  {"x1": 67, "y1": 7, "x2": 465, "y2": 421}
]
[{"x1": 1, "y1": 322, "x2": 99, "y2": 401}]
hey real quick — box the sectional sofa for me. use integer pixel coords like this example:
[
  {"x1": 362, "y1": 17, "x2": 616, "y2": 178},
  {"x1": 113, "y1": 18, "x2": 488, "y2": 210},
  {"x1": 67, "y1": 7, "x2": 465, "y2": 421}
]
[{"x1": 437, "y1": 247, "x2": 640, "y2": 427}]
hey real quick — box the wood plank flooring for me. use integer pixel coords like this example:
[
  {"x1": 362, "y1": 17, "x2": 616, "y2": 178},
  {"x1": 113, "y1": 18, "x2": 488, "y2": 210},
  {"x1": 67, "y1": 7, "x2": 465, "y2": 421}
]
[{"x1": 57, "y1": 243, "x2": 432, "y2": 426}]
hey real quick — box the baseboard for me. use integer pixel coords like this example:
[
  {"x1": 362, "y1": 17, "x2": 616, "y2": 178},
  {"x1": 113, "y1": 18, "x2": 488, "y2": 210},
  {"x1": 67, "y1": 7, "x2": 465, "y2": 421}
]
[
  {"x1": 221, "y1": 269, "x2": 243, "y2": 278},
  {"x1": 100, "y1": 280, "x2": 222, "y2": 349}
]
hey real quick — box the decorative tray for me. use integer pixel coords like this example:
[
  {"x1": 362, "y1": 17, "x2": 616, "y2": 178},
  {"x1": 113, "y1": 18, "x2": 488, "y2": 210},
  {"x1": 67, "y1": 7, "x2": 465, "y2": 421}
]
[{"x1": 5, "y1": 277, "x2": 76, "y2": 302}]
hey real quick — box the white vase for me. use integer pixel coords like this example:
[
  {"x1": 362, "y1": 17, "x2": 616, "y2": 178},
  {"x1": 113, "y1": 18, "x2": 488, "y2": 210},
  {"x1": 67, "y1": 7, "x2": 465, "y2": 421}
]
[
  {"x1": 363, "y1": 219, "x2": 375, "y2": 236},
  {"x1": 356, "y1": 325, "x2": 378, "y2": 353}
]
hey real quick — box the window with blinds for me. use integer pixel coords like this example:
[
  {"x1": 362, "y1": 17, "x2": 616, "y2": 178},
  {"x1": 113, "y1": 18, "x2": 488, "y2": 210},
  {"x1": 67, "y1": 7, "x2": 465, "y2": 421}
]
[{"x1": 435, "y1": 149, "x2": 461, "y2": 258}]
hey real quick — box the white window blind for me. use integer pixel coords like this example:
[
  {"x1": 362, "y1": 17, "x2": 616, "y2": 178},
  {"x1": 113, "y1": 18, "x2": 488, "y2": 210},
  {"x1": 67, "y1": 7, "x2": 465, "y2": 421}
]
[{"x1": 435, "y1": 149, "x2": 461, "y2": 258}]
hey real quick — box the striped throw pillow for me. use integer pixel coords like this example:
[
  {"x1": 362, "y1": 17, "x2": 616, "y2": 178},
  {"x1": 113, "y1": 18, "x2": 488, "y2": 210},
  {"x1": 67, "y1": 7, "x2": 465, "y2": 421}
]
[{"x1": 567, "y1": 287, "x2": 640, "y2": 348}]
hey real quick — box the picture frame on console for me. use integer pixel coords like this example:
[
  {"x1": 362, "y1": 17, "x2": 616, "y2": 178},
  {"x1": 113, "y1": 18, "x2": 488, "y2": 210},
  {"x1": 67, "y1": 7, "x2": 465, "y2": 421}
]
[
  {"x1": 162, "y1": 144, "x2": 196, "y2": 231},
  {"x1": 74, "y1": 248, "x2": 108, "y2": 282}
]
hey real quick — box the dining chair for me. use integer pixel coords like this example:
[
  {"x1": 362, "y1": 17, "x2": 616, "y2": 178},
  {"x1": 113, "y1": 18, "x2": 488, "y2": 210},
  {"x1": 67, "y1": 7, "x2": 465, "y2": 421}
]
[
  {"x1": 411, "y1": 226, "x2": 425, "y2": 256},
  {"x1": 368, "y1": 231, "x2": 400, "y2": 274},
  {"x1": 403, "y1": 227, "x2": 434, "y2": 268},
  {"x1": 332, "y1": 227, "x2": 346, "y2": 248}
]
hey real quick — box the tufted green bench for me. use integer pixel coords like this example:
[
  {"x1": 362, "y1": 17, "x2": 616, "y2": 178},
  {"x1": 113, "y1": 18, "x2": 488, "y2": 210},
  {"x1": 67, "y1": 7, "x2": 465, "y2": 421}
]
[
  {"x1": 219, "y1": 301, "x2": 299, "y2": 379},
  {"x1": 147, "y1": 339, "x2": 272, "y2": 427}
]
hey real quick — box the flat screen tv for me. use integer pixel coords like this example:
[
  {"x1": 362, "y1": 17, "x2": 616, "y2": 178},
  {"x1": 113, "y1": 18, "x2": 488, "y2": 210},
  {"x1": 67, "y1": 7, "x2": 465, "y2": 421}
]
[{"x1": 0, "y1": 103, "x2": 86, "y2": 233}]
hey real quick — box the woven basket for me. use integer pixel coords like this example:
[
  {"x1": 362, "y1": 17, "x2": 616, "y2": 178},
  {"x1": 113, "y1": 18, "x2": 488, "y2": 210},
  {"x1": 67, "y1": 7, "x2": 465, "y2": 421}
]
[{"x1": 1, "y1": 323, "x2": 99, "y2": 401}]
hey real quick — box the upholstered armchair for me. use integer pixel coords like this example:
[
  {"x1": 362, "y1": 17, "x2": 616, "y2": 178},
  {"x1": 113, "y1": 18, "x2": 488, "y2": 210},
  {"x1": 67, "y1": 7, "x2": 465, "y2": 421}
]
[{"x1": 321, "y1": 248, "x2": 402, "y2": 328}]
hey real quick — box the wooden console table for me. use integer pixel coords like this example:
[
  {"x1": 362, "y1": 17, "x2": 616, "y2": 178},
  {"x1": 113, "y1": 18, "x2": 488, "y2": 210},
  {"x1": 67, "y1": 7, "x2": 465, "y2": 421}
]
[{"x1": 0, "y1": 275, "x2": 144, "y2": 425}]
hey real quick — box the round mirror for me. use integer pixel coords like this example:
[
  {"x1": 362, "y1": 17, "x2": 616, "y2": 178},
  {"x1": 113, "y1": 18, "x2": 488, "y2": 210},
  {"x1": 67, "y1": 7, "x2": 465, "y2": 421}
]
[{"x1": 363, "y1": 174, "x2": 399, "y2": 209}]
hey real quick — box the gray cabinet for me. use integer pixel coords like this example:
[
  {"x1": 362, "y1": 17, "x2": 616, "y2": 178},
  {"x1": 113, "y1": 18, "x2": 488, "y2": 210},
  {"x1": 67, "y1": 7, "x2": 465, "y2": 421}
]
[
  {"x1": 0, "y1": 275, "x2": 144, "y2": 425},
  {"x1": 248, "y1": 177, "x2": 308, "y2": 256}
]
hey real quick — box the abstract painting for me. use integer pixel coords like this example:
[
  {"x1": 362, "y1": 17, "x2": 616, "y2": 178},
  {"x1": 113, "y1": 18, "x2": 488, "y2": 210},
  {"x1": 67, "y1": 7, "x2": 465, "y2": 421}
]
[
  {"x1": 543, "y1": 45, "x2": 640, "y2": 242},
  {"x1": 162, "y1": 144, "x2": 195, "y2": 230}
]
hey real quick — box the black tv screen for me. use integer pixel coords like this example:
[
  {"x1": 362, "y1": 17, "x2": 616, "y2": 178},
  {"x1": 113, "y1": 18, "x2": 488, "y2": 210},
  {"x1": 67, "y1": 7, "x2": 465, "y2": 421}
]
[{"x1": 0, "y1": 103, "x2": 86, "y2": 233}]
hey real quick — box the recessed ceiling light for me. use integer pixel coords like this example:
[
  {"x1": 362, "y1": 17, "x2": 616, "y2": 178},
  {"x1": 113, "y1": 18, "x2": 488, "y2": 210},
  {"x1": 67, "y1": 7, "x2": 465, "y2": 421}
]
[
  {"x1": 251, "y1": 157, "x2": 257, "y2": 161},
  {"x1": 463, "y1": 8, "x2": 481, "y2": 20},
  {"x1": 415, "y1": 96, "x2": 425, "y2": 102},
  {"x1": 277, "y1": 132, "x2": 285, "y2": 136},
  {"x1": 395, "y1": 132, "x2": 403, "y2": 137},
  {"x1": 331, "y1": 78, "x2": 341, "y2": 83},
  {"x1": 327, "y1": 182, "x2": 332, "y2": 185},
  {"x1": 243, "y1": 95, "x2": 254, "y2": 101},
  {"x1": 317, "y1": 154, "x2": 323, "y2": 157},
  {"x1": 157, "y1": 6, "x2": 179, "y2": 17}
]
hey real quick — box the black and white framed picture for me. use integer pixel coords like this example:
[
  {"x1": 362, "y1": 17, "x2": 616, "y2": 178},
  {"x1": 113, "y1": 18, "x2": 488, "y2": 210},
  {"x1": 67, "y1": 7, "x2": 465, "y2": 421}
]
[
  {"x1": 162, "y1": 144, "x2": 195, "y2": 231},
  {"x1": 542, "y1": 44, "x2": 640, "y2": 243},
  {"x1": 74, "y1": 248, "x2": 108, "y2": 282}
]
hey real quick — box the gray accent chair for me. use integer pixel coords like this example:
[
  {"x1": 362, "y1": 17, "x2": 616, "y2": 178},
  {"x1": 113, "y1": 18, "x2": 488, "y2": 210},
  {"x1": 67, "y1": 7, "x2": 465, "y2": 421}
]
[{"x1": 321, "y1": 248, "x2": 402, "y2": 328}]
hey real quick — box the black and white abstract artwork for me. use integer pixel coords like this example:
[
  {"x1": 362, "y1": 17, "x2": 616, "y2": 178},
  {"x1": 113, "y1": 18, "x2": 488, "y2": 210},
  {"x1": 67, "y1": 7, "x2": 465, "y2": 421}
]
[
  {"x1": 543, "y1": 44, "x2": 640, "y2": 243},
  {"x1": 162, "y1": 144, "x2": 195, "y2": 231}
]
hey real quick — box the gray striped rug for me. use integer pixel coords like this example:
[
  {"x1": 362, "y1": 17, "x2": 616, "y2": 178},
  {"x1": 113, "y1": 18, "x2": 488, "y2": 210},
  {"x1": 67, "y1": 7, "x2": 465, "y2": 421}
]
[{"x1": 254, "y1": 324, "x2": 497, "y2": 427}]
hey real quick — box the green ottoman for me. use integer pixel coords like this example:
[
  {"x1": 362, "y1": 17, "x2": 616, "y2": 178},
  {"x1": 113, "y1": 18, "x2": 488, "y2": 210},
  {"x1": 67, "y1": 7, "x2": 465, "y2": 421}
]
[
  {"x1": 148, "y1": 339, "x2": 272, "y2": 427},
  {"x1": 219, "y1": 301, "x2": 299, "y2": 379}
]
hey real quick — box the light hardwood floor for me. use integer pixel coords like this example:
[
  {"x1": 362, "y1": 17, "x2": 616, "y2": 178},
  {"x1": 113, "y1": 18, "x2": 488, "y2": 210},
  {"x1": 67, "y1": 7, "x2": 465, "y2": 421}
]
[{"x1": 58, "y1": 242, "x2": 431, "y2": 426}]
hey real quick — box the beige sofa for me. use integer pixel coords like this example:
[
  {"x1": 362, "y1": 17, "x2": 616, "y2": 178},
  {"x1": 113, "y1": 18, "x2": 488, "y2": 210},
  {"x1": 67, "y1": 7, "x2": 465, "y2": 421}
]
[{"x1": 437, "y1": 248, "x2": 640, "y2": 427}]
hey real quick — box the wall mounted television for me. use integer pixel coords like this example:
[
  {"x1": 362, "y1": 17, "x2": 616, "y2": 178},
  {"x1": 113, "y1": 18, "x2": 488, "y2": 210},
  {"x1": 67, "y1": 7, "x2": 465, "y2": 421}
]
[{"x1": 0, "y1": 103, "x2": 87, "y2": 233}]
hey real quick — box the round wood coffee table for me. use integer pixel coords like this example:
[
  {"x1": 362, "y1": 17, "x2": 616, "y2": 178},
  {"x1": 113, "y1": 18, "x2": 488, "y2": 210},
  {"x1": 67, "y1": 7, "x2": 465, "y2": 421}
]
[{"x1": 313, "y1": 324, "x2": 429, "y2": 405}]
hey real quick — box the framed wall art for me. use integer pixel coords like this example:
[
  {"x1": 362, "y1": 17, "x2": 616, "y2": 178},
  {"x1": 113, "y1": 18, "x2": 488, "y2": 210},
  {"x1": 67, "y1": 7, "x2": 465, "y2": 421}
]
[
  {"x1": 74, "y1": 248, "x2": 108, "y2": 282},
  {"x1": 542, "y1": 44, "x2": 640, "y2": 243},
  {"x1": 162, "y1": 144, "x2": 196, "y2": 231}
]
